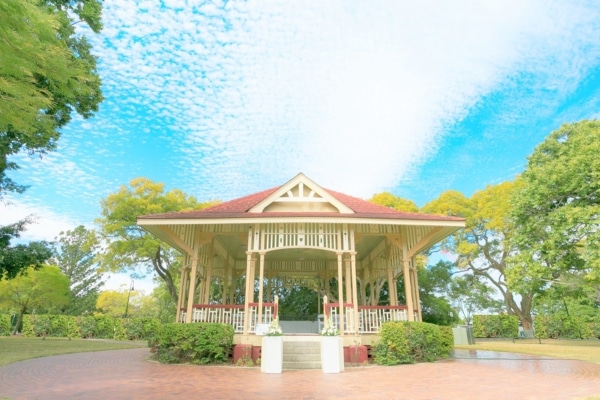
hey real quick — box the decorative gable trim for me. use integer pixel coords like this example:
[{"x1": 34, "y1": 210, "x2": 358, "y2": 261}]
[{"x1": 249, "y1": 173, "x2": 355, "y2": 214}]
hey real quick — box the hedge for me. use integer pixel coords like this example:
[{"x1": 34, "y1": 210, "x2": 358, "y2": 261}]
[
  {"x1": 373, "y1": 321, "x2": 453, "y2": 365},
  {"x1": 153, "y1": 323, "x2": 234, "y2": 365},
  {"x1": 0, "y1": 314, "x2": 10, "y2": 336},
  {"x1": 472, "y1": 315, "x2": 519, "y2": 338},
  {"x1": 534, "y1": 314, "x2": 599, "y2": 339},
  {"x1": 2, "y1": 314, "x2": 159, "y2": 341}
]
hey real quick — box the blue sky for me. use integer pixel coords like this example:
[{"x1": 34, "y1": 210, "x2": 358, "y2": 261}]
[{"x1": 2, "y1": 0, "x2": 600, "y2": 254}]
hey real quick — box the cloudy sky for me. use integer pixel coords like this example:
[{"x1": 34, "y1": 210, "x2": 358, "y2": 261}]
[{"x1": 3, "y1": 0, "x2": 600, "y2": 248}]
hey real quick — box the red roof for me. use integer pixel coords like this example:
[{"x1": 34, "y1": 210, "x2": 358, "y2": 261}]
[{"x1": 138, "y1": 184, "x2": 463, "y2": 223}]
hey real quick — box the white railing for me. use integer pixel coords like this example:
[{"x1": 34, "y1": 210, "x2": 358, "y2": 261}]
[
  {"x1": 324, "y1": 304, "x2": 411, "y2": 334},
  {"x1": 179, "y1": 303, "x2": 277, "y2": 334}
]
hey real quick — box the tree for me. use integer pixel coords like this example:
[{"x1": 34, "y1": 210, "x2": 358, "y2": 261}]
[
  {"x1": 413, "y1": 261, "x2": 460, "y2": 326},
  {"x1": 448, "y1": 274, "x2": 504, "y2": 325},
  {"x1": 508, "y1": 120, "x2": 600, "y2": 292},
  {"x1": 95, "y1": 290, "x2": 133, "y2": 317},
  {"x1": 369, "y1": 192, "x2": 419, "y2": 212},
  {"x1": 0, "y1": 218, "x2": 53, "y2": 279},
  {"x1": 0, "y1": 265, "x2": 69, "y2": 334},
  {"x1": 0, "y1": 0, "x2": 103, "y2": 196},
  {"x1": 96, "y1": 178, "x2": 218, "y2": 303},
  {"x1": 0, "y1": 0, "x2": 102, "y2": 278},
  {"x1": 50, "y1": 225, "x2": 103, "y2": 315},
  {"x1": 422, "y1": 181, "x2": 539, "y2": 330}
]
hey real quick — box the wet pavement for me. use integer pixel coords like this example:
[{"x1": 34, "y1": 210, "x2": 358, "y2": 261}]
[{"x1": 1, "y1": 348, "x2": 599, "y2": 399}]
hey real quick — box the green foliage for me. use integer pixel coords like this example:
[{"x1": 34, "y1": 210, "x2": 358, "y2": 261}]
[
  {"x1": 15, "y1": 314, "x2": 159, "y2": 340},
  {"x1": 422, "y1": 182, "x2": 536, "y2": 330},
  {"x1": 154, "y1": 323, "x2": 234, "y2": 365},
  {"x1": 0, "y1": 0, "x2": 103, "y2": 197},
  {"x1": 533, "y1": 296, "x2": 600, "y2": 339},
  {"x1": 96, "y1": 178, "x2": 216, "y2": 303},
  {"x1": 509, "y1": 120, "x2": 600, "y2": 289},
  {"x1": 0, "y1": 265, "x2": 69, "y2": 334},
  {"x1": 414, "y1": 261, "x2": 459, "y2": 326},
  {"x1": 50, "y1": 226, "x2": 103, "y2": 315},
  {"x1": 369, "y1": 192, "x2": 419, "y2": 212},
  {"x1": 472, "y1": 315, "x2": 519, "y2": 338},
  {"x1": 0, "y1": 314, "x2": 11, "y2": 336},
  {"x1": 373, "y1": 321, "x2": 452, "y2": 365},
  {"x1": 0, "y1": 219, "x2": 53, "y2": 279}
]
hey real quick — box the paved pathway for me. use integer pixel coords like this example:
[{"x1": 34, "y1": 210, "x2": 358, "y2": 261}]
[{"x1": 1, "y1": 348, "x2": 600, "y2": 399}]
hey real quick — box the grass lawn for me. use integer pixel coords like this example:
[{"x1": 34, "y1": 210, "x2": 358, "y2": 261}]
[
  {"x1": 455, "y1": 338, "x2": 600, "y2": 364},
  {"x1": 0, "y1": 336, "x2": 147, "y2": 366}
]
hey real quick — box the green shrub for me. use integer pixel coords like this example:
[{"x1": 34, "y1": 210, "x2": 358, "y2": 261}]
[
  {"x1": 79, "y1": 316, "x2": 97, "y2": 338},
  {"x1": 472, "y1": 315, "x2": 518, "y2": 338},
  {"x1": 94, "y1": 316, "x2": 115, "y2": 339},
  {"x1": 0, "y1": 314, "x2": 10, "y2": 336},
  {"x1": 534, "y1": 313, "x2": 597, "y2": 339},
  {"x1": 155, "y1": 323, "x2": 234, "y2": 365},
  {"x1": 373, "y1": 321, "x2": 452, "y2": 366}
]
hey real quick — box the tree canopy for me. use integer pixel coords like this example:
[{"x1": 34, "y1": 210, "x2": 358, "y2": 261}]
[
  {"x1": 422, "y1": 181, "x2": 538, "y2": 329},
  {"x1": 509, "y1": 120, "x2": 600, "y2": 290},
  {"x1": 50, "y1": 225, "x2": 104, "y2": 315},
  {"x1": 0, "y1": 218, "x2": 53, "y2": 279},
  {"x1": 369, "y1": 192, "x2": 419, "y2": 212},
  {"x1": 0, "y1": 265, "x2": 69, "y2": 333},
  {"x1": 0, "y1": 0, "x2": 103, "y2": 196},
  {"x1": 95, "y1": 178, "x2": 218, "y2": 303}
]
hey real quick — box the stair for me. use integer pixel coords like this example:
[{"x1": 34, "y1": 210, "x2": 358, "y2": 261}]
[{"x1": 282, "y1": 338, "x2": 321, "y2": 370}]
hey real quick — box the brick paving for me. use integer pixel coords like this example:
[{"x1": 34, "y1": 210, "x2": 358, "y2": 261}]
[{"x1": 1, "y1": 348, "x2": 600, "y2": 400}]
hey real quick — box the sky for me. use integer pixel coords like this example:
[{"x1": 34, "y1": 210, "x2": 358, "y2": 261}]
[{"x1": 2, "y1": 0, "x2": 600, "y2": 291}]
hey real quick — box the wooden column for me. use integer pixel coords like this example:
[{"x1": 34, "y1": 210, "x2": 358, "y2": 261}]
[
  {"x1": 176, "y1": 267, "x2": 188, "y2": 322},
  {"x1": 243, "y1": 252, "x2": 253, "y2": 334},
  {"x1": 336, "y1": 252, "x2": 345, "y2": 335},
  {"x1": 402, "y1": 242, "x2": 415, "y2": 321},
  {"x1": 411, "y1": 257, "x2": 422, "y2": 321},
  {"x1": 350, "y1": 251, "x2": 359, "y2": 334},
  {"x1": 185, "y1": 256, "x2": 199, "y2": 323},
  {"x1": 345, "y1": 257, "x2": 352, "y2": 308},
  {"x1": 203, "y1": 262, "x2": 213, "y2": 304},
  {"x1": 257, "y1": 252, "x2": 265, "y2": 324},
  {"x1": 387, "y1": 264, "x2": 397, "y2": 306}
]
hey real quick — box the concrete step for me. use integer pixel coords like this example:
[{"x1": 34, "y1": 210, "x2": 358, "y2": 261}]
[
  {"x1": 282, "y1": 341, "x2": 321, "y2": 370},
  {"x1": 282, "y1": 360, "x2": 321, "y2": 370}
]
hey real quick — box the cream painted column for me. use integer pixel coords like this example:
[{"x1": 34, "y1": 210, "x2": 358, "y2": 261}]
[
  {"x1": 350, "y1": 251, "x2": 359, "y2": 334},
  {"x1": 345, "y1": 257, "x2": 352, "y2": 308},
  {"x1": 185, "y1": 256, "x2": 199, "y2": 323},
  {"x1": 336, "y1": 252, "x2": 345, "y2": 335},
  {"x1": 203, "y1": 262, "x2": 213, "y2": 304},
  {"x1": 411, "y1": 257, "x2": 422, "y2": 321},
  {"x1": 176, "y1": 267, "x2": 188, "y2": 322},
  {"x1": 257, "y1": 252, "x2": 266, "y2": 324},
  {"x1": 243, "y1": 252, "x2": 254, "y2": 334},
  {"x1": 387, "y1": 265, "x2": 397, "y2": 306},
  {"x1": 402, "y1": 242, "x2": 415, "y2": 321},
  {"x1": 222, "y1": 259, "x2": 229, "y2": 305}
]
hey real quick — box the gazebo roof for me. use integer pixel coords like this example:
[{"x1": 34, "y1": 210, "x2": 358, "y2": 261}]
[
  {"x1": 138, "y1": 172, "x2": 463, "y2": 224},
  {"x1": 137, "y1": 173, "x2": 464, "y2": 261}
]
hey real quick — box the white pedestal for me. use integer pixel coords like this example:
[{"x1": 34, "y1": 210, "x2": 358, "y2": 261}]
[
  {"x1": 261, "y1": 336, "x2": 283, "y2": 373},
  {"x1": 321, "y1": 336, "x2": 344, "y2": 373}
]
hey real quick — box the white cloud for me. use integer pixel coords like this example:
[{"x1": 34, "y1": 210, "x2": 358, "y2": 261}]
[
  {"x1": 8, "y1": 0, "x2": 600, "y2": 231},
  {"x1": 0, "y1": 198, "x2": 82, "y2": 242}
]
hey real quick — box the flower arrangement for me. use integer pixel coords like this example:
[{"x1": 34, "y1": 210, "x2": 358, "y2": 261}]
[
  {"x1": 266, "y1": 318, "x2": 283, "y2": 336},
  {"x1": 320, "y1": 314, "x2": 339, "y2": 336}
]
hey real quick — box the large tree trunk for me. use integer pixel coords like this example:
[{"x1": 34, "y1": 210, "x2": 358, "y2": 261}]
[
  {"x1": 11, "y1": 306, "x2": 26, "y2": 335},
  {"x1": 152, "y1": 246, "x2": 178, "y2": 304}
]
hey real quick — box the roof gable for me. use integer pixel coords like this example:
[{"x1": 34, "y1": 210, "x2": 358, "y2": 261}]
[{"x1": 249, "y1": 173, "x2": 354, "y2": 214}]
